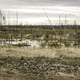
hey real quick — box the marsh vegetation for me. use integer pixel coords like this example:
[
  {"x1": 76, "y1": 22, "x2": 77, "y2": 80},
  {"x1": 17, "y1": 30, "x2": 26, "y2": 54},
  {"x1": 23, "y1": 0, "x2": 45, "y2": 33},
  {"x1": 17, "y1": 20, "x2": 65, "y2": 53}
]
[{"x1": 0, "y1": 25, "x2": 80, "y2": 80}]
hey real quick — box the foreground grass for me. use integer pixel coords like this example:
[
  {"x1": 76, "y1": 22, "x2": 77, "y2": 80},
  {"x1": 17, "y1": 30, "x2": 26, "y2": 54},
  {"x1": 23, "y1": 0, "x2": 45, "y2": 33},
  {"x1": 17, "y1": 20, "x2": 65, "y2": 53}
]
[
  {"x1": 0, "y1": 47, "x2": 80, "y2": 80},
  {"x1": 0, "y1": 56, "x2": 80, "y2": 80}
]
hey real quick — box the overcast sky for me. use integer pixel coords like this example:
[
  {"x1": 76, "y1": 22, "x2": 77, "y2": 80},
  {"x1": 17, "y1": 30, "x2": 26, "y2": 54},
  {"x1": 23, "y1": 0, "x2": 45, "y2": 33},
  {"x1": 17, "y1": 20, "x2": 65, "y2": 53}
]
[
  {"x1": 0, "y1": 0, "x2": 80, "y2": 7},
  {"x1": 0, "y1": 0, "x2": 80, "y2": 25}
]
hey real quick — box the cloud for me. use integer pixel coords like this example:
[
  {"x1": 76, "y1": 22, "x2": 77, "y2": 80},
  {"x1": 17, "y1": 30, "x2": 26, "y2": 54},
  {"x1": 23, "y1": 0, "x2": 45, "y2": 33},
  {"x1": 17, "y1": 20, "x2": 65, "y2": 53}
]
[
  {"x1": 17, "y1": 0, "x2": 80, "y2": 6},
  {"x1": 0, "y1": 0, "x2": 80, "y2": 8}
]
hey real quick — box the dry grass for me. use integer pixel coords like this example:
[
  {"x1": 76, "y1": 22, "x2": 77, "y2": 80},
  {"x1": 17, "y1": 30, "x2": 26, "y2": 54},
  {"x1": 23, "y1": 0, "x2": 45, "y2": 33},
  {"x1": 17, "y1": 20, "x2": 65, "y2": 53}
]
[
  {"x1": 0, "y1": 47, "x2": 56, "y2": 58},
  {"x1": 0, "y1": 47, "x2": 80, "y2": 80},
  {"x1": 0, "y1": 47, "x2": 80, "y2": 58}
]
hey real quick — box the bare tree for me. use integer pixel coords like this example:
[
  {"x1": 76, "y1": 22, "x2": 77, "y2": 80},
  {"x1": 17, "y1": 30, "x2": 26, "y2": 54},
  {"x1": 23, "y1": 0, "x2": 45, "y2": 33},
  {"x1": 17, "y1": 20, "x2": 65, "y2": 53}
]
[{"x1": 0, "y1": 10, "x2": 3, "y2": 25}]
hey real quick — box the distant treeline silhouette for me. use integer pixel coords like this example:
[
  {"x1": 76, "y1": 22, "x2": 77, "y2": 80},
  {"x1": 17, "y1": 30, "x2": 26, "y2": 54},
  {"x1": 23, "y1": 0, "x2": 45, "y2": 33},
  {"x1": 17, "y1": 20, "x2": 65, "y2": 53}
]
[{"x1": 0, "y1": 25, "x2": 80, "y2": 31}]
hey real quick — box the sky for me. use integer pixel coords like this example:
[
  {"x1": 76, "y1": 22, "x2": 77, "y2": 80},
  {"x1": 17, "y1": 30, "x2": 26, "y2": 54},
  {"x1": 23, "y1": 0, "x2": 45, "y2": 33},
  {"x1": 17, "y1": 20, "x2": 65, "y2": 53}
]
[{"x1": 0, "y1": 0, "x2": 80, "y2": 25}]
